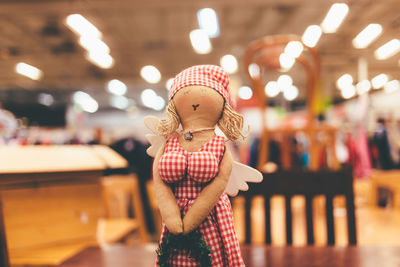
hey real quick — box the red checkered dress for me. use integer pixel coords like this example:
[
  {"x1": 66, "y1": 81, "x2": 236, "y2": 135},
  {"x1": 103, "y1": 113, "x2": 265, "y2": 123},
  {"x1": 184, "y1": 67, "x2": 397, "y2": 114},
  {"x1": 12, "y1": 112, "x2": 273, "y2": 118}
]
[{"x1": 157, "y1": 135, "x2": 244, "y2": 266}]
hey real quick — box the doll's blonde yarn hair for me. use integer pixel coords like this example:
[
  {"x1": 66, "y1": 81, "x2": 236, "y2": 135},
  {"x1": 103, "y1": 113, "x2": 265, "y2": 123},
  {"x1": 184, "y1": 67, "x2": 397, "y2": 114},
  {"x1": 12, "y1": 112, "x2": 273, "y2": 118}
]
[{"x1": 158, "y1": 100, "x2": 246, "y2": 141}]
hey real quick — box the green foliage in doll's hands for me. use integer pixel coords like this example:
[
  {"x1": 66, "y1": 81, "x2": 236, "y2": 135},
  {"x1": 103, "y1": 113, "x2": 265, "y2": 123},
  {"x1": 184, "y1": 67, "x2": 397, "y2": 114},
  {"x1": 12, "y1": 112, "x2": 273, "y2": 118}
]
[{"x1": 156, "y1": 231, "x2": 212, "y2": 267}]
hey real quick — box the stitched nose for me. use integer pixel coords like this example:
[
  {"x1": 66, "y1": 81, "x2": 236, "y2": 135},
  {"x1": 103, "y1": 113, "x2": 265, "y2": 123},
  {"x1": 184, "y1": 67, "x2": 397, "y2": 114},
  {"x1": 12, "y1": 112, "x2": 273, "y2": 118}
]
[{"x1": 192, "y1": 104, "x2": 199, "y2": 111}]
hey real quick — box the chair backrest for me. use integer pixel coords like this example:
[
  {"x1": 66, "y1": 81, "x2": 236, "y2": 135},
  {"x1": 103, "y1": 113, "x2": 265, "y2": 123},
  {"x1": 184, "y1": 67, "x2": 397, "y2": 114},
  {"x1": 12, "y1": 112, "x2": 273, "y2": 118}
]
[{"x1": 242, "y1": 168, "x2": 357, "y2": 245}]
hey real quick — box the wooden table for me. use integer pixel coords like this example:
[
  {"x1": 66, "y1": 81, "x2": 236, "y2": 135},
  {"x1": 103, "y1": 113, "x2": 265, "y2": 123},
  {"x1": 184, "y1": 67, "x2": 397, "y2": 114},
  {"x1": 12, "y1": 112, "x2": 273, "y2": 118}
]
[
  {"x1": 0, "y1": 145, "x2": 127, "y2": 267},
  {"x1": 59, "y1": 244, "x2": 400, "y2": 267}
]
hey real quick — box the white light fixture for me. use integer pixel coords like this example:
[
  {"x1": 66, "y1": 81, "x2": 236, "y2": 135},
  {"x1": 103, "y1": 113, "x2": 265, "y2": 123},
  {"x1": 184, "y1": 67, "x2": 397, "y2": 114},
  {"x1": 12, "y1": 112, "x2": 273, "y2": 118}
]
[
  {"x1": 356, "y1": 80, "x2": 371, "y2": 95},
  {"x1": 65, "y1": 14, "x2": 101, "y2": 38},
  {"x1": 321, "y1": 3, "x2": 349, "y2": 33},
  {"x1": 166, "y1": 78, "x2": 174, "y2": 91},
  {"x1": 277, "y1": 75, "x2": 293, "y2": 89},
  {"x1": 141, "y1": 89, "x2": 165, "y2": 110},
  {"x1": 153, "y1": 96, "x2": 166, "y2": 111},
  {"x1": 73, "y1": 91, "x2": 98, "y2": 113},
  {"x1": 265, "y1": 81, "x2": 280, "y2": 97},
  {"x1": 197, "y1": 8, "x2": 220, "y2": 38},
  {"x1": 107, "y1": 79, "x2": 127, "y2": 96},
  {"x1": 371, "y1": 74, "x2": 388, "y2": 89},
  {"x1": 238, "y1": 86, "x2": 253, "y2": 100},
  {"x1": 341, "y1": 85, "x2": 356, "y2": 99},
  {"x1": 279, "y1": 53, "x2": 295, "y2": 70},
  {"x1": 15, "y1": 62, "x2": 43, "y2": 80},
  {"x1": 284, "y1": 41, "x2": 304, "y2": 58},
  {"x1": 141, "y1": 89, "x2": 156, "y2": 107},
  {"x1": 375, "y1": 39, "x2": 400, "y2": 60},
  {"x1": 110, "y1": 95, "x2": 130, "y2": 110},
  {"x1": 140, "y1": 65, "x2": 161, "y2": 84},
  {"x1": 283, "y1": 85, "x2": 299, "y2": 101},
  {"x1": 220, "y1": 54, "x2": 238, "y2": 74},
  {"x1": 86, "y1": 51, "x2": 114, "y2": 69},
  {"x1": 384, "y1": 80, "x2": 399, "y2": 93},
  {"x1": 336, "y1": 74, "x2": 353, "y2": 90},
  {"x1": 189, "y1": 29, "x2": 212, "y2": 54},
  {"x1": 302, "y1": 25, "x2": 322, "y2": 47},
  {"x1": 79, "y1": 36, "x2": 110, "y2": 54},
  {"x1": 38, "y1": 93, "x2": 54, "y2": 106},
  {"x1": 248, "y1": 63, "x2": 260, "y2": 78},
  {"x1": 352, "y1": 24, "x2": 383, "y2": 49}
]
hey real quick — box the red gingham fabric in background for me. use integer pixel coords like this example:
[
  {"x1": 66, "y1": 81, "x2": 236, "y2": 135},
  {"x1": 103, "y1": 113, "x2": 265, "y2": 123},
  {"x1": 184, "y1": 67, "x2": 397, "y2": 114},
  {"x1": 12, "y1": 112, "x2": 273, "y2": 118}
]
[
  {"x1": 157, "y1": 135, "x2": 245, "y2": 266},
  {"x1": 169, "y1": 65, "x2": 235, "y2": 108}
]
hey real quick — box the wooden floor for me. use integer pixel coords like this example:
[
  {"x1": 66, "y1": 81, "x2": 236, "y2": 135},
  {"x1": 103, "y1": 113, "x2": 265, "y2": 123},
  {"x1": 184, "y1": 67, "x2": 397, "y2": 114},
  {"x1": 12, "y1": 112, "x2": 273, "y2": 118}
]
[{"x1": 232, "y1": 180, "x2": 400, "y2": 246}]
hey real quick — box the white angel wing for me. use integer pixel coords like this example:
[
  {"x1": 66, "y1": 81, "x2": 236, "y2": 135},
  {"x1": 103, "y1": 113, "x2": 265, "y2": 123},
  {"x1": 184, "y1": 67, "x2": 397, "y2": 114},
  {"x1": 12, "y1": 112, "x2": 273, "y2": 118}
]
[
  {"x1": 225, "y1": 161, "x2": 263, "y2": 197},
  {"x1": 144, "y1": 116, "x2": 166, "y2": 157}
]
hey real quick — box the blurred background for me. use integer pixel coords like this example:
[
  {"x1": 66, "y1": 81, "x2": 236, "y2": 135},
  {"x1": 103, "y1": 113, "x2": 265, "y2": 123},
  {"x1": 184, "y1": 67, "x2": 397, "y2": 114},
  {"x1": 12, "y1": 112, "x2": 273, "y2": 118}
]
[{"x1": 0, "y1": 0, "x2": 400, "y2": 266}]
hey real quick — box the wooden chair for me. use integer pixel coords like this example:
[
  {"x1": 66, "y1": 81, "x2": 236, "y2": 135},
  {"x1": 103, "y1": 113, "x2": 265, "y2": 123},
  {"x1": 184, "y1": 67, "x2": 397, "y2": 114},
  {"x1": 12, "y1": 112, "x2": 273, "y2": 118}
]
[
  {"x1": 370, "y1": 169, "x2": 400, "y2": 208},
  {"x1": 100, "y1": 174, "x2": 149, "y2": 243},
  {"x1": 146, "y1": 180, "x2": 163, "y2": 239},
  {"x1": 242, "y1": 168, "x2": 357, "y2": 245}
]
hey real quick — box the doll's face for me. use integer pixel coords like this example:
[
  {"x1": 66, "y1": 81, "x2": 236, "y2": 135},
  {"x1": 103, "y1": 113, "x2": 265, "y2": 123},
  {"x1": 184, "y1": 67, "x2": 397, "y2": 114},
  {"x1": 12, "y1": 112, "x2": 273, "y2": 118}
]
[{"x1": 173, "y1": 85, "x2": 224, "y2": 127}]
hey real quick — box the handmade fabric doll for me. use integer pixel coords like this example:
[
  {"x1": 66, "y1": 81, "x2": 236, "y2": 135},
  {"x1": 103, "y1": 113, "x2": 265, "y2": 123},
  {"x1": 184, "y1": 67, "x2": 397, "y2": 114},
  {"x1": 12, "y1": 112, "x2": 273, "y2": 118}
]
[{"x1": 145, "y1": 65, "x2": 262, "y2": 267}]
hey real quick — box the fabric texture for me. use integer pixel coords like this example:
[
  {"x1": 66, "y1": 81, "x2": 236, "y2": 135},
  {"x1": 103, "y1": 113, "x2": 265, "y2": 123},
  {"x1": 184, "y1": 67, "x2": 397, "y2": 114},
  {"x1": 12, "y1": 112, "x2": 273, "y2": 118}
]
[
  {"x1": 169, "y1": 65, "x2": 235, "y2": 108},
  {"x1": 157, "y1": 135, "x2": 244, "y2": 266}
]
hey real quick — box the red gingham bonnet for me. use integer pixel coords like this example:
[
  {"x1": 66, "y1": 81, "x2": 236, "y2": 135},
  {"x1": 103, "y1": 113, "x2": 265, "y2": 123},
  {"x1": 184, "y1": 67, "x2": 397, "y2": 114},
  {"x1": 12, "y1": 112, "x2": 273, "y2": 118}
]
[{"x1": 169, "y1": 65, "x2": 234, "y2": 107}]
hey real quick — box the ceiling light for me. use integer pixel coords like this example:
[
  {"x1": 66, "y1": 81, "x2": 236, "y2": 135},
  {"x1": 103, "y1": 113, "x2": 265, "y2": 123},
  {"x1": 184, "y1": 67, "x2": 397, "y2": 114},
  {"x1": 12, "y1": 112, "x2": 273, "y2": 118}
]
[
  {"x1": 220, "y1": 54, "x2": 238, "y2": 74},
  {"x1": 341, "y1": 85, "x2": 356, "y2": 99},
  {"x1": 110, "y1": 95, "x2": 129, "y2": 110},
  {"x1": 277, "y1": 75, "x2": 293, "y2": 89},
  {"x1": 38, "y1": 93, "x2": 54, "y2": 106},
  {"x1": 279, "y1": 53, "x2": 295, "y2": 70},
  {"x1": 166, "y1": 78, "x2": 174, "y2": 91},
  {"x1": 356, "y1": 80, "x2": 371, "y2": 95},
  {"x1": 15, "y1": 62, "x2": 43, "y2": 80},
  {"x1": 238, "y1": 86, "x2": 253, "y2": 100},
  {"x1": 265, "y1": 81, "x2": 280, "y2": 97},
  {"x1": 65, "y1": 14, "x2": 101, "y2": 38},
  {"x1": 79, "y1": 36, "x2": 110, "y2": 54},
  {"x1": 189, "y1": 29, "x2": 212, "y2": 54},
  {"x1": 86, "y1": 51, "x2": 114, "y2": 69},
  {"x1": 141, "y1": 89, "x2": 165, "y2": 110},
  {"x1": 140, "y1": 65, "x2": 161, "y2": 84},
  {"x1": 352, "y1": 24, "x2": 383, "y2": 49},
  {"x1": 107, "y1": 79, "x2": 127, "y2": 96},
  {"x1": 321, "y1": 3, "x2": 349, "y2": 33},
  {"x1": 371, "y1": 74, "x2": 388, "y2": 89},
  {"x1": 248, "y1": 63, "x2": 260, "y2": 78},
  {"x1": 384, "y1": 80, "x2": 399, "y2": 93},
  {"x1": 283, "y1": 85, "x2": 299, "y2": 101},
  {"x1": 197, "y1": 8, "x2": 220, "y2": 38},
  {"x1": 141, "y1": 89, "x2": 157, "y2": 107},
  {"x1": 375, "y1": 39, "x2": 400, "y2": 60},
  {"x1": 336, "y1": 74, "x2": 353, "y2": 90},
  {"x1": 302, "y1": 25, "x2": 322, "y2": 47},
  {"x1": 284, "y1": 41, "x2": 304, "y2": 58},
  {"x1": 73, "y1": 91, "x2": 98, "y2": 113},
  {"x1": 152, "y1": 96, "x2": 166, "y2": 111}
]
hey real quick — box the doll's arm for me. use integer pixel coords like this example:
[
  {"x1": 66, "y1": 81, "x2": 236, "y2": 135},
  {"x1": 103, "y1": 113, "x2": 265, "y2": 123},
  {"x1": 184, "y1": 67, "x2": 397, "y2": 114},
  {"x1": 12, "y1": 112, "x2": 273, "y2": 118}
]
[
  {"x1": 153, "y1": 144, "x2": 183, "y2": 234},
  {"x1": 182, "y1": 146, "x2": 233, "y2": 234}
]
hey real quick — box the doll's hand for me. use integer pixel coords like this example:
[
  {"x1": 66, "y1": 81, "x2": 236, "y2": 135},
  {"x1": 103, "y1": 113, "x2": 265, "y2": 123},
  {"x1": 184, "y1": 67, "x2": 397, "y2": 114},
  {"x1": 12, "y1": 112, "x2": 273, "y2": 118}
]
[{"x1": 165, "y1": 217, "x2": 183, "y2": 235}]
